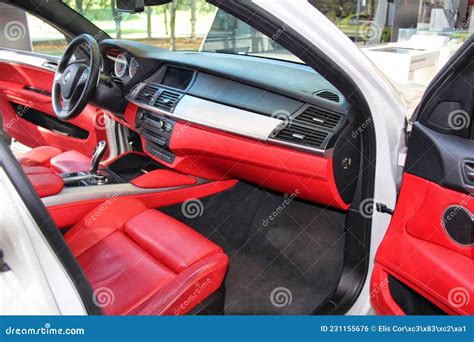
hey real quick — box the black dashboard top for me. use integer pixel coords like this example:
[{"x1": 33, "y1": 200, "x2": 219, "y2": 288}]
[{"x1": 99, "y1": 39, "x2": 347, "y2": 114}]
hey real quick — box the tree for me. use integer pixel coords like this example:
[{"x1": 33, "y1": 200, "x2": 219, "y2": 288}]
[
  {"x1": 146, "y1": 7, "x2": 152, "y2": 39},
  {"x1": 75, "y1": 0, "x2": 84, "y2": 14},
  {"x1": 168, "y1": 0, "x2": 178, "y2": 50},
  {"x1": 111, "y1": 0, "x2": 122, "y2": 39},
  {"x1": 190, "y1": 0, "x2": 196, "y2": 41}
]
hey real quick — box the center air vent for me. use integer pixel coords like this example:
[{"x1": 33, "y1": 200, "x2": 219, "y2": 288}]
[
  {"x1": 154, "y1": 90, "x2": 181, "y2": 112},
  {"x1": 136, "y1": 84, "x2": 160, "y2": 104},
  {"x1": 315, "y1": 90, "x2": 340, "y2": 103},
  {"x1": 272, "y1": 124, "x2": 329, "y2": 150},
  {"x1": 295, "y1": 106, "x2": 344, "y2": 130}
]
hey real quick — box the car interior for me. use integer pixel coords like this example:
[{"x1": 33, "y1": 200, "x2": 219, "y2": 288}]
[{"x1": 0, "y1": 1, "x2": 378, "y2": 315}]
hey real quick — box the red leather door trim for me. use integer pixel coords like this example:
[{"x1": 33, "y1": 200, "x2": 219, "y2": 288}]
[
  {"x1": 0, "y1": 62, "x2": 108, "y2": 156},
  {"x1": 372, "y1": 174, "x2": 474, "y2": 315}
]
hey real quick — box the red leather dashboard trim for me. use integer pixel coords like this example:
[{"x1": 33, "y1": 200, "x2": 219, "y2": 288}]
[
  {"x1": 141, "y1": 122, "x2": 348, "y2": 210},
  {"x1": 47, "y1": 179, "x2": 237, "y2": 228},
  {"x1": 372, "y1": 174, "x2": 474, "y2": 315}
]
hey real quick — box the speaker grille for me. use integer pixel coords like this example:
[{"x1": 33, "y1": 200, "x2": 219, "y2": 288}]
[{"x1": 442, "y1": 206, "x2": 473, "y2": 246}]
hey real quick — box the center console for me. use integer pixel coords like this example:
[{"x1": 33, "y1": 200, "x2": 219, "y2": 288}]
[
  {"x1": 41, "y1": 145, "x2": 235, "y2": 229},
  {"x1": 135, "y1": 109, "x2": 176, "y2": 164}
]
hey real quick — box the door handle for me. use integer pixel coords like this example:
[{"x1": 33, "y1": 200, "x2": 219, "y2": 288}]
[
  {"x1": 463, "y1": 161, "x2": 474, "y2": 184},
  {"x1": 42, "y1": 61, "x2": 58, "y2": 71}
]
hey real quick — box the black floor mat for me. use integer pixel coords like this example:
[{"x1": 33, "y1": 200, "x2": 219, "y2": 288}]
[{"x1": 160, "y1": 182, "x2": 346, "y2": 315}]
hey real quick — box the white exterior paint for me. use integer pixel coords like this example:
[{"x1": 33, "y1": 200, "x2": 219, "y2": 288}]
[{"x1": 0, "y1": 168, "x2": 87, "y2": 315}]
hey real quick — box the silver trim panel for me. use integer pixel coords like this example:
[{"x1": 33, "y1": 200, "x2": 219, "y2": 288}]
[
  {"x1": 127, "y1": 91, "x2": 283, "y2": 141},
  {"x1": 42, "y1": 181, "x2": 206, "y2": 207},
  {"x1": 174, "y1": 95, "x2": 283, "y2": 140}
]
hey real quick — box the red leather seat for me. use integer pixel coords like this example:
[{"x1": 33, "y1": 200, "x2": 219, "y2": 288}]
[
  {"x1": 64, "y1": 197, "x2": 228, "y2": 315},
  {"x1": 17, "y1": 146, "x2": 90, "y2": 173},
  {"x1": 22, "y1": 166, "x2": 64, "y2": 197}
]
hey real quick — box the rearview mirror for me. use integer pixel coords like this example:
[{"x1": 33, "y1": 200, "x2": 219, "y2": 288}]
[{"x1": 116, "y1": 0, "x2": 172, "y2": 13}]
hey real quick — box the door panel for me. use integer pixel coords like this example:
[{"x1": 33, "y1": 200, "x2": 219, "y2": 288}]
[
  {"x1": 0, "y1": 55, "x2": 108, "y2": 156},
  {"x1": 372, "y1": 36, "x2": 474, "y2": 315}
]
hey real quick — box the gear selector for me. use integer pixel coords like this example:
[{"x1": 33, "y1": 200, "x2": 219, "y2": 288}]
[{"x1": 89, "y1": 140, "x2": 107, "y2": 174}]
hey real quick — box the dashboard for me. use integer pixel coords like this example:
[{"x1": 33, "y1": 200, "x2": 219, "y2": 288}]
[{"x1": 94, "y1": 39, "x2": 361, "y2": 209}]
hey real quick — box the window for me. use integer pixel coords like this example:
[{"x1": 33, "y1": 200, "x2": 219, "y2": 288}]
[
  {"x1": 0, "y1": 3, "x2": 68, "y2": 56},
  {"x1": 63, "y1": 0, "x2": 301, "y2": 63}
]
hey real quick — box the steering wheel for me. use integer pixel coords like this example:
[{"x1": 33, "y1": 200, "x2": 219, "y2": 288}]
[{"x1": 52, "y1": 34, "x2": 100, "y2": 120}]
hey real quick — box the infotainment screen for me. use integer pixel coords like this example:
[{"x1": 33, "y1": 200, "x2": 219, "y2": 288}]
[{"x1": 161, "y1": 67, "x2": 194, "y2": 90}]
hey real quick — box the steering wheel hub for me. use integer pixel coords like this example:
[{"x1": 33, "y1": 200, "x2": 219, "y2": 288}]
[{"x1": 52, "y1": 34, "x2": 100, "y2": 121}]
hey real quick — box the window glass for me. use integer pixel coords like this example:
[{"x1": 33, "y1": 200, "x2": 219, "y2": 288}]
[
  {"x1": 63, "y1": 0, "x2": 301, "y2": 63},
  {"x1": 310, "y1": 0, "x2": 473, "y2": 110},
  {"x1": 26, "y1": 13, "x2": 68, "y2": 56},
  {"x1": 0, "y1": 3, "x2": 67, "y2": 56},
  {"x1": 64, "y1": 0, "x2": 216, "y2": 51}
]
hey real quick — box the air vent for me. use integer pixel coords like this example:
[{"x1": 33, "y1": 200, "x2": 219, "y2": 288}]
[
  {"x1": 315, "y1": 90, "x2": 340, "y2": 103},
  {"x1": 154, "y1": 90, "x2": 181, "y2": 112},
  {"x1": 111, "y1": 75, "x2": 123, "y2": 87},
  {"x1": 273, "y1": 124, "x2": 329, "y2": 149},
  {"x1": 136, "y1": 84, "x2": 160, "y2": 104},
  {"x1": 295, "y1": 106, "x2": 343, "y2": 130}
]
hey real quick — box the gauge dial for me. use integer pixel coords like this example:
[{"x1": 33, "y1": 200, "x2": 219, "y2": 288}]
[
  {"x1": 114, "y1": 53, "x2": 128, "y2": 78},
  {"x1": 129, "y1": 57, "x2": 139, "y2": 78}
]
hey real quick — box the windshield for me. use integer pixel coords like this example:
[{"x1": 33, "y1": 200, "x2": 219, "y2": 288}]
[{"x1": 62, "y1": 0, "x2": 301, "y2": 63}]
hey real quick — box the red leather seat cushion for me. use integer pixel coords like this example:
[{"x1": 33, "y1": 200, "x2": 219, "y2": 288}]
[
  {"x1": 65, "y1": 198, "x2": 228, "y2": 315},
  {"x1": 131, "y1": 169, "x2": 197, "y2": 189},
  {"x1": 17, "y1": 146, "x2": 62, "y2": 167},
  {"x1": 22, "y1": 165, "x2": 64, "y2": 197},
  {"x1": 17, "y1": 146, "x2": 90, "y2": 174},
  {"x1": 50, "y1": 150, "x2": 90, "y2": 174}
]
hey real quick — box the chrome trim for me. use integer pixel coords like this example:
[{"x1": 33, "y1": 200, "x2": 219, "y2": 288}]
[
  {"x1": 42, "y1": 181, "x2": 207, "y2": 207},
  {"x1": 267, "y1": 138, "x2": 333, "y2": 157},
  {"x1": 0, "y1": 49, "x2": 59, "y2": 73}
]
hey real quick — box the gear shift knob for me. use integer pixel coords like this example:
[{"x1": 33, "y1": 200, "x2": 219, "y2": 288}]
[{"x1": 89, "y1": 140, "x2": 107, "y2": 174}]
